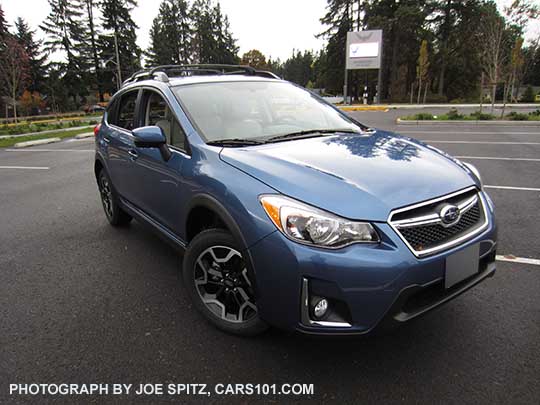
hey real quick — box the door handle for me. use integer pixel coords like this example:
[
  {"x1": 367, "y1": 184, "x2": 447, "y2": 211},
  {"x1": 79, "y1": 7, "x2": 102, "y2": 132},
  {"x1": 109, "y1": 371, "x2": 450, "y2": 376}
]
[
  {"x1": 128, "y1": 149, "x2": 138, "y2": 160},
  {"x1": 103, "y1": 136, "x2": 111, "y2": 143}
]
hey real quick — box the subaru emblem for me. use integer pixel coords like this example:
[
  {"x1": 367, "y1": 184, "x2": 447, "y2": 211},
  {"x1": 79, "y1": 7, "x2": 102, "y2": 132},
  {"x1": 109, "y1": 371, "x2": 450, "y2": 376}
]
[{"x1": 439, "y1": 204, "x2": 461, "y2": 227}]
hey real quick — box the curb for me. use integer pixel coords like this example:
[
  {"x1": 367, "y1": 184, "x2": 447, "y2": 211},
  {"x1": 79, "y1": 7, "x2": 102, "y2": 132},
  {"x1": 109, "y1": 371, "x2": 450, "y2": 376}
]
[
  {"x1": 387, "y1": 103, "x2": 540, "y2": 109},
  {"x1": 14, "y1": 137, "x2": 62, "y2": 148},
  {"x1": 75, "y1": 132, "x2": 94, "y2": 139},
  {"x1": 396, "y1": 118, "x2": 540, "y2": 126},
  {"x1": 340, "y1": 106, "x2": 390, "y2": 112}
]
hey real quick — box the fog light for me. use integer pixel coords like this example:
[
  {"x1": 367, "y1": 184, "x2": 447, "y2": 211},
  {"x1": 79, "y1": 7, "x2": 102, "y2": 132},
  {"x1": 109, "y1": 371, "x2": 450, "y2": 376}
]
[{"x1": 313, "y1": 298, "x2": 328, "y2": 318}]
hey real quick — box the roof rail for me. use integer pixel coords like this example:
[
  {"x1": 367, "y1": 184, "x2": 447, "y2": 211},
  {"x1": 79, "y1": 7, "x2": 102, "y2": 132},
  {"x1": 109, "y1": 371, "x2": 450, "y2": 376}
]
[{"x1": 122, "y1": 64, "x2": 280, "y2": 87}]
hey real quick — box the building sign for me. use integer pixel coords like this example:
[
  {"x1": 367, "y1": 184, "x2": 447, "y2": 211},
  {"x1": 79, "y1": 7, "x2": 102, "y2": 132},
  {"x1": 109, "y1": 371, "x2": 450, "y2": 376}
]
[{"x1": 346, "y1": 30, "x2": 383, "y2": 70}]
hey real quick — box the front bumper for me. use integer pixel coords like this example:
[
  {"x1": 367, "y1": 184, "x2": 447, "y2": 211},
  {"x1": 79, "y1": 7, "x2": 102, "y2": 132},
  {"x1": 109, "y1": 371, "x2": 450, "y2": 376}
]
[{"x1": 248, "y1": 205, "x2": 497, "y2": 335}]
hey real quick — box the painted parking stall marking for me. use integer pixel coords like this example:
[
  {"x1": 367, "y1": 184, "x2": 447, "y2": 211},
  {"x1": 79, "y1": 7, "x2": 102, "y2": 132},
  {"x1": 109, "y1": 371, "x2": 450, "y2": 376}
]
[
  {"x1": 496, "y1": 255, "x2": 540, "y2": 266},
  {"x1": 5, "y1": 148, "x2": 94, "y2": 153},
  {"x1": 484, "y1": 185, "x2": 540, "y2": 192},
  {"x1": 0, "y1": 166, "x2": 50, "y2": 170},
  {"x1": 425, "y1": 140, "x2": 540, "y2": 145},
  {"x1": 456, "y1": 156, "x2": 540, "y2": 162}
]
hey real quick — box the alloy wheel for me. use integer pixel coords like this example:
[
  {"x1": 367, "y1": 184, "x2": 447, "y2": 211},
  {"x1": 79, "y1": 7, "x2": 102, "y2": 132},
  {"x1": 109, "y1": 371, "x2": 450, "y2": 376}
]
[
  {"x1": 194, "y1": 245, "x2": 257, "y2": 323},
  {"x1": 99, "y1": 175, "x2": 114, "y2": 219}
]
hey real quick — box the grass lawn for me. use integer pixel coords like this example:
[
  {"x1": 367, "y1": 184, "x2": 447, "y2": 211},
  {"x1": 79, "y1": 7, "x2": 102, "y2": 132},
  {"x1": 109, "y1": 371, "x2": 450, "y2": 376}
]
[{"x1": 0, "y1": 128, "x2": 93, "y2": 148}]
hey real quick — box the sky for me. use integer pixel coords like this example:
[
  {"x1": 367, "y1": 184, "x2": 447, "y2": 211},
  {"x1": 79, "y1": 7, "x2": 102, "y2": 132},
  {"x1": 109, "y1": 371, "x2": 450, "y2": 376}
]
[{"x1": 1, "y1": 0, "x2": 539, "y2": 62}]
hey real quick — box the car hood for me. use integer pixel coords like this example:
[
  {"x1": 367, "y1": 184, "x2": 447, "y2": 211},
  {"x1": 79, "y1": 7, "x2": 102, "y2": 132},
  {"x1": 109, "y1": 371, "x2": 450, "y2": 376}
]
[{"x1": 220, "y1": 130, "x2": 475, "y2": 221}]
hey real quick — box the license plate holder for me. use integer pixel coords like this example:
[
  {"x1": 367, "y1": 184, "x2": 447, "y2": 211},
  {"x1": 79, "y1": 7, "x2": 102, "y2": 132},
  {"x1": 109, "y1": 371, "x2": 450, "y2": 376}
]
[{"x1": 445, "y1": 244, "x2": 480, "y2": 289}]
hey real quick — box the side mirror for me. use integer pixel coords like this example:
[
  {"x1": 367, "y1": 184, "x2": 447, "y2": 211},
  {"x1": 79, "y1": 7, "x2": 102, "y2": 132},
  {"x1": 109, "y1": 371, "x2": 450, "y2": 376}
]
[{"x1": 132, "y1": 126, "x2": 172, "y2": 161}]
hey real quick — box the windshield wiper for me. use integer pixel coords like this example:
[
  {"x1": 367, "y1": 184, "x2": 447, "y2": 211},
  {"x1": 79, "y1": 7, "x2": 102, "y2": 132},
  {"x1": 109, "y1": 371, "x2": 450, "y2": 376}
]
[
  {"x1": 265, "y1": 128, "x2": 362, "y2": 143},
  {"x1": 206, "y1": 138, "x2": 266, "y2": 147}
]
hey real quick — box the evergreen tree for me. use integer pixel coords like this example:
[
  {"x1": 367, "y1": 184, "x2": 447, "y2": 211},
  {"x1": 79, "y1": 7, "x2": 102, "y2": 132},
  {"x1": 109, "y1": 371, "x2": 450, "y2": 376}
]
[
  {"x1": 282, "y1": 50, "x2": 316, "y2": 87},
  {"x1": 0, "y1": 4, "x2": 8, "y2": 41},
  {"x1": 191, "y1": 0, "x2": 238, "y2": 64},
  {"x1": 212, "y1": 2, "x2": 238, "y2": 64},
  {"x1": 40, "y1": 0, "x2": 87, "y2": 103},
  {"x1": 100, "y1": 0, "x2": 141, "y2": 90},
  {"x1": 267, "y1": 57, "x2": 284, "y2": 77},
  {"x1": 14, "y1": 17, "x2": 47, "y2": 93},
  {"x1": 79, "y1": 0, "x2": 105, "y2": 102},
  {"x1": 317, "y1": 0, "x2": 354, "y2": 95},
  {"x1": 147, "y1": 0, "x2": 192, "y2": 66},
  {"x1": 191, "y1": 0, "x2": 216, "y2": 63},
  {"x1": 147, "y1": 14, "x2": 169, "y2": 66},
  {"x1": 0, "y1": 4, "x2": 9, "y2": 117}
]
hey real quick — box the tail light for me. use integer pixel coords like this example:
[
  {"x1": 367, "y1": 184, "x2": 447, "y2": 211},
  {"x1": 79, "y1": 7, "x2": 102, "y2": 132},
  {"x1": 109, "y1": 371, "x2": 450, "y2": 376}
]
[{"x1": 94, "y1": 123, "x2": 101, "y2": 137}]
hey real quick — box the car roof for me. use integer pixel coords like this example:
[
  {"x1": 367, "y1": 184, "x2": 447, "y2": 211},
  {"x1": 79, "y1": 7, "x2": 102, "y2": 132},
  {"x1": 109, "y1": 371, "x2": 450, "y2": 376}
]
[
  {"x1": 120, "y1": 65, "x2": 282, "y2": 93},
  {"x1": 119, "y1": 74, "x2": 282, "y2": 94},
  {"x1": 167, "y1": 74, "x2": 280, "y2": 87}
]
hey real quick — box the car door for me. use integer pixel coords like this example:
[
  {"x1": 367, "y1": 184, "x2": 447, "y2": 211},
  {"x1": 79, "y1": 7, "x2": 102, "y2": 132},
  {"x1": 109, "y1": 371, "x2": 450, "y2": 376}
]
[
  {"x1": 130, "y1": 88, "x2": 191, "y2": 236},
  {"x1": 104, "y1": 89, "x2": 141, "y2": 204}
]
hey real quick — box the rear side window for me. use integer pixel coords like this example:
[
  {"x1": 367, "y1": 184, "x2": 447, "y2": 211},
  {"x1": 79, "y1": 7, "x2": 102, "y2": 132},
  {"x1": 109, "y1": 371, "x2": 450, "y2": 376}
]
[{"x1": 111, "y1": 91, "x2": 138, "y2": 130}]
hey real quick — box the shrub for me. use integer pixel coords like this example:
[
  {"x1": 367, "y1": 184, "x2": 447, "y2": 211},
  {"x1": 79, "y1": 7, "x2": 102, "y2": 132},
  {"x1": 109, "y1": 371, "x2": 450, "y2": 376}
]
[
  {"x1": 506, "y1": 111, "x2": 528, "y2": 121},
  {"x1": 521, "y1": 86, "x2": 535, "y2": 102},
  {"x1": 447, "y1": 108, "x2": 464, "y2": 120},
  {"x1": 414, "y1": 113, "x2": 435, "y2": 120},
  {"x1": 470, "y1": 110, "x2": 495, "y2": 120}
]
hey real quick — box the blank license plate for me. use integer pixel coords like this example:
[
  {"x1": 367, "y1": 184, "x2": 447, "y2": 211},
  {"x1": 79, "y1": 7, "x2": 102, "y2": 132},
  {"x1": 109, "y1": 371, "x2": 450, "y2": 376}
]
[{"x1": 445, "y1": 244, "x2": 480, "y2": 289}]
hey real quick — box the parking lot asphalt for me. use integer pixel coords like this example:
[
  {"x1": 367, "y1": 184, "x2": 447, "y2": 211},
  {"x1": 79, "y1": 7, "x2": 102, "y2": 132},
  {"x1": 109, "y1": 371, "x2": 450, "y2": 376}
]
[{"x1": 1, "y1": 114, "x2": 539, "y2": 404}]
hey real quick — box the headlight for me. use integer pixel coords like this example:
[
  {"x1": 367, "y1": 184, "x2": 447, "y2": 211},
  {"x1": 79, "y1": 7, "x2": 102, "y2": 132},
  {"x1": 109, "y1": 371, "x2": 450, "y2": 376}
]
[
  {"x1": 463, "y1": 162, "x2": 483, "y2": 189},
  {"x1": 260, "y1": 195, "x2": 379, "y2": 248}
]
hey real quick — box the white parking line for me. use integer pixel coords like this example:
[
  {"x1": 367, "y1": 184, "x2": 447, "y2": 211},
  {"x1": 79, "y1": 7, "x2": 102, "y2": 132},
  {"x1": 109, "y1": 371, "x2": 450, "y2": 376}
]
[
  {"x1": 456, "y1": 156, "x2": 540, "y2": 162},
  {"x1": 485, "y1": 185, "x2": 540, "y2": 192},
  {"x1": 425, "y1": 140, "x2": 540, "y2": 145},
  {"x1": 0, "y1": 166, "x2": 50, "y2": 170},
  {"x1": 5, "y1": 148, "x2": 94, "y2": 152},
  {"x1": 401, "y1": 131, "x2": 540, "y2": 135},
  {"x1": 497, "y1": 255, "x2": 540, "y2": 266},
  {"x1": 484, "y1": 186, "x2": 540, "y2": 191}
]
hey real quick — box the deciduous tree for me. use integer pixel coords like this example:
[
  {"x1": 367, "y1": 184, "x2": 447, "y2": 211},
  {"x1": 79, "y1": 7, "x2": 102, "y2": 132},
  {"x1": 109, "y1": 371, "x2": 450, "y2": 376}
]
[
  {"x1": 0, "y1": 37, "x2": 30, "y2": 121},
  {"x1": 241, "y1": 49, "x2": 267, "y2": 69}
]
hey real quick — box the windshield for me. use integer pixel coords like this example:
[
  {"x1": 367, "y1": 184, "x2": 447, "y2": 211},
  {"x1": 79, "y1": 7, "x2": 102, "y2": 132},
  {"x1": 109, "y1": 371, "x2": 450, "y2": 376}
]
[{"x1": 172, "y1": 81, "x2": 364, "y2": 142}]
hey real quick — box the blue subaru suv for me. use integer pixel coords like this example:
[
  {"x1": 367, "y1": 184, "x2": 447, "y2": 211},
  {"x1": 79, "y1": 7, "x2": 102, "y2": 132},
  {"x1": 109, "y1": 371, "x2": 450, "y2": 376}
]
[{"x1": 94, "y1": 65, "x2": 497, "y2": 336}]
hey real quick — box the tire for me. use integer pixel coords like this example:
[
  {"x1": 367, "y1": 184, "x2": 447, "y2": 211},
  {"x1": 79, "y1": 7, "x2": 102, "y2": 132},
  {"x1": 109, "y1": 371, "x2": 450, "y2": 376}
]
[
  {"x1": 97, "y1": 169, "x2": 132, "y2": 226},
  {"x1": 182, "y1": 229, "x2": 268, "y2": 336}
]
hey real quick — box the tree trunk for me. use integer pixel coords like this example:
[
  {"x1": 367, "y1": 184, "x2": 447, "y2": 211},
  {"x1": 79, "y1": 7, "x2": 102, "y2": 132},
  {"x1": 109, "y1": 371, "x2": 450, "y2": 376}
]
[
  {"x1": 417, "y1": 80, "x2": 422, "y2": 104},
  {"x1": 437, "y1": 63, "x2": 446, "y2": 97},
  {"x1": 12, "y1": 93, "x2": 17, "y2": 123},
  {"x1": 410, "y1": 82, "x2": 414, "y2": 104},
  {"x1": 509, "y1": 72, "x2": 515, "y2": 103},
  {"x1": 490, "y1": 83, "x2": 497, "y2": 114},
  {"x1": 423, "y1": 80, "x2": 428, "y2": 104},
  {"x1": 479, "y1": 73, "x2": 484, "y2": 114}
]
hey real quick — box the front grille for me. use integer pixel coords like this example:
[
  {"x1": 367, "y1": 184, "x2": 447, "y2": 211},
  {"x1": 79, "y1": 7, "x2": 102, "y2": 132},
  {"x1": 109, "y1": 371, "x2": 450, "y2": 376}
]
[
  {"x1": 399, "y1": 202, "x2": 481, "y2": 251},
  {"x1": 389, "y1": 187, "x2": 487, "y2": 257}
]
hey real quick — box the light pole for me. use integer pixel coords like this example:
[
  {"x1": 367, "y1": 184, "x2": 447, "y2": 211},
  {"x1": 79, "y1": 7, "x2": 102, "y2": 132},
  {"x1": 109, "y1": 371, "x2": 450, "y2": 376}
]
[
  {"x1": 102, "y1": 32, "x2": 122, "y2": 89},
  {"x1": 113, "y1": 33, "x2": 122, "y2": 84},
  {"x1": 103, "y1": 57, "x2": 121, "y2": 91}
]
